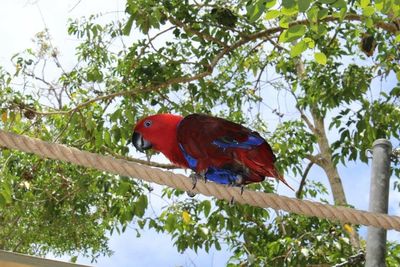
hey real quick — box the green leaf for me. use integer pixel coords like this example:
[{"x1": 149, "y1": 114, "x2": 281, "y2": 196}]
[
  {"x1": 70, "y1": 256, "x2": 78, "y2": 263},
  {"x1": 215, "y1": 240, "x2": 221, "y2": 250},
  {"x1": 126, "y1": 109, "x2": 135, "y2": 124},
  {"x1": 165, "y1": 214, "x2": 176, "y2": 233},
  {"x1": 332, "y1": 0, "x2": 347, "y2": 9},
  {"x1": 307, "y1": 6, "x2": 319, "y2": 22},
  {"x1": 86, "y1": 67, "x2": 102, "y2": 82},
  {"x1": 360, "y1": 0, "x2": 370, "y2": 8},
  {"x1": 396, "y1": 71, "x2": 400, "y2": 81},
  {"x1": 1, "y1": 183, "x2": 12, "y2": 204},
  {"x1": 95, "y1": 130, "x2": 103, "y2": 148},
  {"x1": 375, "y1": 0, "x2": 384, "y2": 11},
  {"x1": 265, "y1": 10, "x2": 280, "y2": 20},
  {"x1": 116, "y1": 181, "x2": 131, "y2": 196},
  {"x1": 314, "y1": 52, "x2": 327, "y2": 65},
  {"x1": 135, "y1": 195, "x2": 148, "y2": 217},
  {"x1": 304, "y1": 37, "x2": 315, "y2": 48},
  {"x1": 265, "y1": 0, "x2": 277, "y2": 8},
  {"x1": 318, "y1": 9, "x2": 329, "y2": 19},
  {"x1": 247, "y1": 0, "x2": 266, "y2": 22},
  {"x1": 104, "y1": 131, "x2": 111, "y2": 146},
  {"x1": 282, "y1": 6, "x2": 298, "y2": 16},
  {"x1": 290, "y1": 40, "x2": 308, "y2": 57},
  {"x1": 298, "y1": 0, "x2": 311, "y2": 12},
  {"x1": 279, "y1": 25, "x2": 307, "y2": 43},
  {"x1": 395, "y1": 34, "x2": 400, "y2": 43},
  {"x1": 203, "y1": 200, "x2": 211, "y2": 217},
  {"x1": 0, "y1": 194, "x2": 6, "y2": 207},
  {"x1": 282, "y1": 0, "x2": 295, "y2": 8},
  {"x1": 363, "y1": 6, "x2": 375, "y2": 16},
  {"x1": 365, "y1": 17, "x2": 373, "y2": 28},
  {"x1": 318, "y1": 0, "x2": 337, "y2": 4},
  {"x1": 311, "y1": 24, "x2": 327, "y2": 36},
  {"x1": 123, "y1": 16, "x2": 134, "y2": 36},
  {"x1": 338, "y1": 6, "x2": 347, "y2": 20},
  {"x1": 279, "y1": 16, "x2": 290, "y2": 28}
]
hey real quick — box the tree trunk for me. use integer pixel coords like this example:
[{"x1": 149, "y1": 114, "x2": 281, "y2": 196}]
[
  {"x1": 310, "y1": 107, "x2": 360, "y2": 248},
  {"x1": 311, "y1": 108, "x2": 347, "y2": 205}
]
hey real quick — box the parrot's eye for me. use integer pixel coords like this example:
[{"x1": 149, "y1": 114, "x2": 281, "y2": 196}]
[{"x1": 144, "y1": 120, "x2": 152, "y2": 128}]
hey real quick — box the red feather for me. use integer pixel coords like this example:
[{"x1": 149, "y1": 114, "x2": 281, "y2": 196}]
[{"x1": 177, "y1": 114, "x2": 292, "y2": 189}]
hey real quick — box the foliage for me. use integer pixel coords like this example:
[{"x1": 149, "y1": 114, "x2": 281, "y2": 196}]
[{"x1": 0, "y1": 0, "x2": 399, "y2": 265}]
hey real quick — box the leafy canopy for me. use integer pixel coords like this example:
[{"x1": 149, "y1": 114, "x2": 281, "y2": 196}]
[{"x1": 0, "y1": 0, "x2": 399, "y2": 265}]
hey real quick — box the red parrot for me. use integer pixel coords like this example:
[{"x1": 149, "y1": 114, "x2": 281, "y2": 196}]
[{"x1": 132, "y1": 113, "x2": 292, "y2": 190}]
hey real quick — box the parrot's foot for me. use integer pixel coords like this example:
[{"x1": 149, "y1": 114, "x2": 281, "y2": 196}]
[
  {"x1": 228, "y1": 176, "x2": 245, "y2": 204},
  {"x1": 228, "y1": 186, "x2": 244, "y2": 205},
  {"x1": 227, "y1": 174, "x2": 244, "y2": 187},
  {"x1": 186, "y1": 191, "x2": 196, "y2": 198},
  {"x1": 235, "y1": 174, "x2": 244, "y2": 185},
  {"x1": 189, "y1": 171, "x2": 206, "y2": 190}
]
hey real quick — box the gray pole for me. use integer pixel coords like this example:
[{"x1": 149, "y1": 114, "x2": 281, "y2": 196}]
[{"x1": 365, "y1": 139, "x2": 392, "y2": 267}]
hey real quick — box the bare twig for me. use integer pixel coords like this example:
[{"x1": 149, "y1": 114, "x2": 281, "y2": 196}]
[
  {"x1": 68, "y1": 0, "x2": 83, "y2": 12},
  {"x1": 102, "y1": 146, "x2": 178, "y2": 169},
  {"x1": 137, "y1": 26, "x2": 176, "y2": 60},
  {"x1": 296, "y1": 161, "x2": 314, "y2": 199},
  {"x1": 333, "y1": 251, "x2": 365, "y2": 267}
]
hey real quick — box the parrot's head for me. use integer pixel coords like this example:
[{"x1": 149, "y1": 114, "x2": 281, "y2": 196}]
[{"x1": 132, "y1": 114, "x2": 184, "y2": 154}]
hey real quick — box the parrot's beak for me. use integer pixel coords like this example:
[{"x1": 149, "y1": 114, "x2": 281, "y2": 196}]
[{"x1": 131, "y1": 132, "x2": 152, "y2": 152}]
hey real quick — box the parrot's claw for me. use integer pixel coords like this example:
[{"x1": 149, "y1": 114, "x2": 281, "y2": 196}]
[
  {"x1": 190, "y1": 173, "x2": 199, "y2": 190},
  {"x1": 235, "y1": 174, "x2": 244, "y2": 185},
  {"x1": 187, "y1": 191, "x2": 196, "y2": 198},
  {"x1": 230, "y1": 197, "x2": 235, "y2": 205},
  {"x1": 240, "y1": 185, "x2": 244, "y2": 195},
  {"x1": 227, "y1": 174, "x2": 244, "y2": 187},
  {"x1": 189, "y1": 171, "x2": 207, "y2": 190}
]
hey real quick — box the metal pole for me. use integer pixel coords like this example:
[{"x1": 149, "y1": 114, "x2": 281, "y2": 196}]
[{"x1": 365, "y1": 139, "x2": 392, "y2": 267}]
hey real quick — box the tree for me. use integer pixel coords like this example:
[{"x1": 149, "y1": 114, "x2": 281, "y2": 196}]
[{"x1": 0, "y1": 0, "x2": 399, "y2": 265}]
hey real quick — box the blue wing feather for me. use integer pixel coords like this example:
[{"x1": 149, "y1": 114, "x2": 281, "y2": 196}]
[
  {"x1": 212, "y1": 134, "x2": 264, "y2": 149},
  {"x1": 179, "y1": 143, "x2": 198, "y2": 169},
  {"x1": 179, "y1": 143, "x2": 241, "y2": 184},
  {"x1": 204, "y1": 167, "x2": 239, "y2": 184}
]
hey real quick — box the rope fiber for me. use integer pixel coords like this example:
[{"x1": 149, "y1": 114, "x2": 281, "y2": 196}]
[{"x1": 0, "y1": 129, "x2": 399, "y2": 231}]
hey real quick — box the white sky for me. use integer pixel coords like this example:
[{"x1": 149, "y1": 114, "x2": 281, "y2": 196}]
[{"x1": 0, "y1": 1, "x2": 399, "y2": 266}]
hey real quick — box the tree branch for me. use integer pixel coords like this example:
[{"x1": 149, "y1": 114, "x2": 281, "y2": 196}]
[
  {"x1": 137, "y1": 26, "x2": 176, "y2": 60},
  {"x1": 26, "y1": 13, "x2": 399, "y2": 117},
  {"x1": 102, "y1": 146, "x2": 178, "y2": 169},
  {"x1": 305, "y1": 154, "x2": 325, "y2": 167},
  {"x1": 241, "y1": 13, "x2": 399, "y2": 43},
  {"x1": 167, "y1": 16, "x2": 228, "y2": 48},
  {"x1": 296, "y1": 161, "x2": 314, "y2": 199}
]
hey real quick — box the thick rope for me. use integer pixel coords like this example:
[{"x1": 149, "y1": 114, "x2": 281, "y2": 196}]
[{"x1": 0, "y1": 130, "x2": 399, "y2": 231}]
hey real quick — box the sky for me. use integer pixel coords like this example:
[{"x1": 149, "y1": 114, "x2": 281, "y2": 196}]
[{"x1": 0, "y1": 1, "x2": 399, "y2": 266}]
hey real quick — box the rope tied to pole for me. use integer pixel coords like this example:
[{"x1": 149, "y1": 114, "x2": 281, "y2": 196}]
[{"x1": 0, "y1": 129, "x2": 399, "y2": 231}]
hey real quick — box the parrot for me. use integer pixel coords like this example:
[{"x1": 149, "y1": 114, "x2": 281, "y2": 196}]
[{"x1": 131, "y1": 113, "x2": 293, "y2": 191}]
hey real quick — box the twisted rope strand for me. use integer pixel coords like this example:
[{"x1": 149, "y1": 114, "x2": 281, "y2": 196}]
[{"x1": 1, "y1": 130, "x2": 399, "y2": 230}]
